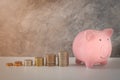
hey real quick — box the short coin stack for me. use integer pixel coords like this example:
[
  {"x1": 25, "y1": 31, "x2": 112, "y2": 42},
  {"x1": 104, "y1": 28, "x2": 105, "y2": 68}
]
[
  {"x1": 6, "y1": 63, "x2": 13, "y2": 67},
  {"x1": 24, "y1": 59, "x2": 33, "y2": 66},
  {"x1": 14, "y1": 61, "x2": 23, "y2": 66},
  {"x1": 34, "y1": 57, "x2": 44, "y2": 66}
]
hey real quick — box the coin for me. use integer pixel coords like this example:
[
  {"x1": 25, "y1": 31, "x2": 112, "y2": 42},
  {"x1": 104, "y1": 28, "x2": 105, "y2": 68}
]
[
  {"x1": 45, "y1": 54, "x2": 56, "y2": 66},
  {"x1": 34, "y1": 57, "x2": 44, "y2": 66},
  {"x1": 58, "y1": 51, "x2": 69, "y2": 67},
  {"x1": 14, "y1": 61, "x2": 23, "y2": 66},
  {"x1": 6, "y1": 63, "x2": 13, "y2": 67},
  {"x1": 24, "y1": 59, "x2": 33, "y2": 66}
]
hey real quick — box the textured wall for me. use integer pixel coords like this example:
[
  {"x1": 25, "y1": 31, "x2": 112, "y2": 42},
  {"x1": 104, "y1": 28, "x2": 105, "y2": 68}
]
[{"x1": 0, "y1": 0, "x2": 120, "y2": 57}]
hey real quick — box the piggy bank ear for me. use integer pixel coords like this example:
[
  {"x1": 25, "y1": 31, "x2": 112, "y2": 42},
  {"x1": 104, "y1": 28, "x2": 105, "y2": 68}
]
[
  {"x1": 85, "y1": 30, "x2": 95, "y2": 41},
  {"x1": 103, "y1": 28, "x2": 113, "y2": 37}
]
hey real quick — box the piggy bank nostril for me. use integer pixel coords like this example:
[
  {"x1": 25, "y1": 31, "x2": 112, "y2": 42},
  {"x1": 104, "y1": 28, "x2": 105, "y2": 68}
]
[{"x1": 99, "y1": 39, "x2": 102, "y2": 41}]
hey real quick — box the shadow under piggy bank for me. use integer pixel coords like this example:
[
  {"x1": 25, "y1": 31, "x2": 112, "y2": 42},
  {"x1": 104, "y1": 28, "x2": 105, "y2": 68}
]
[
  {"x1": 93, "y1": 58, "x2": 120, "y2": 70},
  {"x1": 70, "y1": 58, "x2": 120, "y2": 69}
]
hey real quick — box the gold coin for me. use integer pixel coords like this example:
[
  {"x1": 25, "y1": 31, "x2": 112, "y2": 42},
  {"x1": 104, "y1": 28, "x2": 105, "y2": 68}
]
[
  {"x1": 6, "y1": 63, "x2": 13, "y2": 67},
  {"x1": 34, "y1": 57, "x2": 44, "y2": 66},
  {"x1": 14, "y1": 61, "x2": 23, "y2": 66}
]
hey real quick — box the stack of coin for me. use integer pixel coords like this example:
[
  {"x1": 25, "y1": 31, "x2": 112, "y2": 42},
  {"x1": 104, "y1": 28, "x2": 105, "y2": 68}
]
[
  {"x1": 45, "y1": 54, "x2": 56, "y2": 66},
  {"x1": 58, "y1": 51, "x2": 69, "y2": 67},
  {"x1": 14, "y1": 61, "x2": 23, "y2": 66},
  {"x1": 34, "y1": 57, "x2": 44, "y2": 66},
  {"x1": 6, "y1": 63, "x2": 13, "y2": 67},
  {"x1": 24, "y1": 59, "x2": 33, "y2": 66}
]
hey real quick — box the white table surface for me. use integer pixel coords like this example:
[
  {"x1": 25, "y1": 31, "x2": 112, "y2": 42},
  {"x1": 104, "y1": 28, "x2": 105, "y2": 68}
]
[{"x1": 0, "y1": 57, "x2": 120, "y2": 80}]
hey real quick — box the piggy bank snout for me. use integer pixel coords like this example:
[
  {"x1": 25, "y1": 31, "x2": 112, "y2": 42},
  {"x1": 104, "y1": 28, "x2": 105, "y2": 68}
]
[
  {"x1": 100, "y1": 53, "x2": 109, "y2": 59},
  {"x1": 100, "y1": 45, "x2": 111, "y2": 58}
]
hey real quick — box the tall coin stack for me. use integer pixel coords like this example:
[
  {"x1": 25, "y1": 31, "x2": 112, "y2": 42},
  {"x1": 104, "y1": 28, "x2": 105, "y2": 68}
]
[
  {"x1": 45, "y1": 54, "x2": 56, "y2": 66},
  {"x1": 58, "y1": 51, "x2": 69, "y2": 67},
  {"x1": 35, "y1": 57, "x2": 44, "y2": 66}
]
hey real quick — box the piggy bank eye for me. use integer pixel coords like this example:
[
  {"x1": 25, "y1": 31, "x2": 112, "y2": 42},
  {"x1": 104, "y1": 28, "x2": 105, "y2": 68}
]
[
  {"x1": 107, "y1": 38, "x2": 109, "y2": 40},
  {"x1": 99, "y1": 39, "x2": 102, "y2": 41}
]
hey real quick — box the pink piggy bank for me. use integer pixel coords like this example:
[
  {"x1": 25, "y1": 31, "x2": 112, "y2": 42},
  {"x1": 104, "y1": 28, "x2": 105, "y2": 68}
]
[{"x1": 72, "y1": 28, "x2": 113, "y2": 68}]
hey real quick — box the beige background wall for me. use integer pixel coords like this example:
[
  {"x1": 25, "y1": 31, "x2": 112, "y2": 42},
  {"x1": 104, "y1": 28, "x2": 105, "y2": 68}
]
[{"x1": 0, "y1": 0, "x2": 120, "y2": 57}]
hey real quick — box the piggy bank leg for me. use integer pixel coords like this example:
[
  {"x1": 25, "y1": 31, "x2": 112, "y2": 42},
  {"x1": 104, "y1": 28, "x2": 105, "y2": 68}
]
[
  {"x1": 76, "y1": 59, "x2": 82, "y2": 64},
  {"x1": 100, "y1": 61, "x2": 107, "y2": 65},
  {"x1": 85, "y1": 62, "x2": 94, "y2": 68}
]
